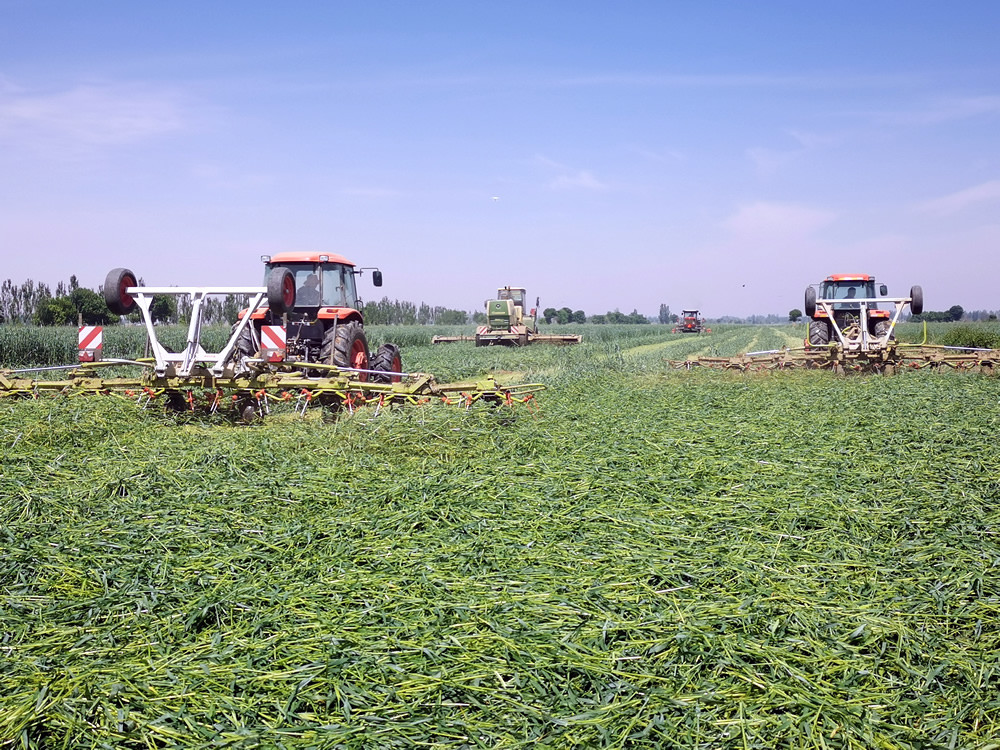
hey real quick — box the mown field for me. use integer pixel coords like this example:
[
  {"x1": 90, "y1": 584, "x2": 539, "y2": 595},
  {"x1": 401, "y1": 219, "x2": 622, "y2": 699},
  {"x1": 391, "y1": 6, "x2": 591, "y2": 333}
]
[{"x1": 2, "y1": 324, "x2": 1000, "y2": 748}]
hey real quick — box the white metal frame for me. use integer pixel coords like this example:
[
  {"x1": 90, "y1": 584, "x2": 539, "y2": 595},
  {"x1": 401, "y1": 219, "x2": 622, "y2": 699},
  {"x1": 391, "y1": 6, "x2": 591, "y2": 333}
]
[
  {"x1": 813, "y1": 295, "x2": 912, "y2": 352},
  {"x1": 127, "y1": 286, "x2": 269, "y2": 377}
]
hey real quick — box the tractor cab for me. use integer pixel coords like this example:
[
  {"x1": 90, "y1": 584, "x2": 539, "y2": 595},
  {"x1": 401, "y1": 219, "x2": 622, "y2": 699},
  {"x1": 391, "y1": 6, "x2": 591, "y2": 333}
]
[
  {"x1": 820, "y1": 276, "x2": 888, "y2": 311},
  {"x1": 805, "y1": 273, "x2": 920, "y2": 351},
  {"x1": 261, "y1": 252, "x2": 382, "y2": 312},
  {"x1": 233, "y1": 252, "x2": 393, "y2": 375},
  {"x1": 677, "y1": 309, "x2": 704, "y2": 333},
  {"x1": 497, "y1": 287, "x2": 526, "y2": 311}
]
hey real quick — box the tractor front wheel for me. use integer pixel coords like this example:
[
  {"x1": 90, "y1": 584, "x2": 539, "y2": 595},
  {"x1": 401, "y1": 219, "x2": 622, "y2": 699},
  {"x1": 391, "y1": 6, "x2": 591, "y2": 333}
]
[
  {"x1": 321, "y1": 321, "x2": 370, "y2": 380},
  {"x1": 808, "y1": 319, "x2": 830, "y2": 346},
  {"x1": 370, "y1": 344, "x2": 403, "y2": 383}
]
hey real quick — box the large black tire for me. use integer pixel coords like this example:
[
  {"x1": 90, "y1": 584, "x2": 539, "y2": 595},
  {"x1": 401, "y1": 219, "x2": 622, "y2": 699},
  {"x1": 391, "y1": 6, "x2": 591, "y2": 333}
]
[
  {"x1": 370, "y1": 344, "x2": 403, "y2": 384},
  {"x1": 104, "y1": 268, "x2": 138, "y2": 315},
  {"x1": 909, "y1": 285, "x2": 923, "y2": 316},
  {"x1": 267, "y1": 268, "x2": 295, "y2": 314},
  {"x1": 808, "y1": 319, "x2": 830, "y2": 346},
  {"x1": 873, "y1": 319, "x2": 894, "y2": 341},
  {"x1": 231, "y1": 322, "x2": 258, "y2": 358},
  {"x1": 804, "y1": 287, "x2": 817, "y2": 318},
  {"x1": 320, "y1": 321, "x2": 369, "y2": 379}
]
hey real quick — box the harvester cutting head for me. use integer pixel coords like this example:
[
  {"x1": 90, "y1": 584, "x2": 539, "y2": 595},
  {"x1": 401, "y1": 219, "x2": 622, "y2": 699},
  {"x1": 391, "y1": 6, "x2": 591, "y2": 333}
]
[
  {"x1": 476, "y1": 286, "x2": 535, "y2": 346},
  {"x1": 431, "y1": 286, "x2": 582, "y2": 346}
]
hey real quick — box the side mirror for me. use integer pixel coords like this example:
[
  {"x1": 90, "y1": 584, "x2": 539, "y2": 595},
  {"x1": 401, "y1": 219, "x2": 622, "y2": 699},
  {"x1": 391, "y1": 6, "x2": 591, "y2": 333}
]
[
  {"x1": 372, "y1": 270, "x2": 383, "y2": 287},
  {"x1": 879, "y1": 284, "x2": 888, "y2": 296}
]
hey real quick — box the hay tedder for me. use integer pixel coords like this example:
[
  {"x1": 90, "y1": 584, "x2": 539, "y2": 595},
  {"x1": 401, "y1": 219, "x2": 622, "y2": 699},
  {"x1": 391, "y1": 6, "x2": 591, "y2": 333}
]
[
  {"x1": 0, "y1": 262, "x2": 544, "y2": 419},
  {"x1": 432, "y1": 287, "x2": 582, "y2": 346},
  {"x1": 670, "y1": 274, "x2": 999, "y2": 374}
]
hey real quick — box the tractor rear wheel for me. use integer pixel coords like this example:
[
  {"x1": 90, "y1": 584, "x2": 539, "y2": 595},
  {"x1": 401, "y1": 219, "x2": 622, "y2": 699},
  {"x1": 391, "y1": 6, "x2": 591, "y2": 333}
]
[
  {"x1": 320, "y1": 321, "x2": 369, "y2": 380},
  {"x1": 808, "y1": 319, "x2": 830, "y2": 346},
  {"x1": 873, "y1": 320, "x2": 894, "y2": 341},
  {"x1": 370, "y1": 344, "x2": 402, "y2": 383},
  {"x1": 231, "y1": 322, "x2": 258, "y2": 358}
]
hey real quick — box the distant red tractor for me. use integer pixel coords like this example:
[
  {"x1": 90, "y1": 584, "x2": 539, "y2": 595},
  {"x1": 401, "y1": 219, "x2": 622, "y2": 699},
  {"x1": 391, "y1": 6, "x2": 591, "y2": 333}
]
[
  {"x1": 804, "y1": 274, "x2": 923, "y2": 351},
  {"x1": 673, "y1": 309, "x2": 709, "y2": 334},
  {"x1": 234, "y1": 252, "x2": 401, "y2": 382}
]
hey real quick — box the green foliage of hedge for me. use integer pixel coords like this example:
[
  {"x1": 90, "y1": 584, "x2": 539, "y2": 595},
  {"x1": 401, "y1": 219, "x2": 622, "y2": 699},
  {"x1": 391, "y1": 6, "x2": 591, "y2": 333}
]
[{"x1": 939, "y1": 324, "x2": 1000, "y2": 349}]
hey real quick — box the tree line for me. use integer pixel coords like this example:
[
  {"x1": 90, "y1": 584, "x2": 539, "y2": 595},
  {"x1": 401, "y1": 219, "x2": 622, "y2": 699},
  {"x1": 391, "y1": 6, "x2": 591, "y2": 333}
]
[
  {"x1": 790, "y1": 303, "x2": 997, "y2": 324},
  {"x1": 360, "y1": 298, "x2": 475, "y2": 326},
  {"x1": 21, "y1": 275, "x2": 989, "y2": 327},
  {"x1": 0, "y1": 276, "x2": 660, "y2": 327},
  {"x1": 908, "y1": 305, "x2": 1000, "y2": 323},
  {"x1": 0, "y1": 275, "x2": 239, "y2": 326}
]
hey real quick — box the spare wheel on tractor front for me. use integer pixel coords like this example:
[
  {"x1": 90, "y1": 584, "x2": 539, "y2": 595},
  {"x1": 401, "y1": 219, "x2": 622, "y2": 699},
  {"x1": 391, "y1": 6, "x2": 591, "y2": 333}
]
[{"x1": 321, "y1": 321, "x2": 369, "y2": 379}]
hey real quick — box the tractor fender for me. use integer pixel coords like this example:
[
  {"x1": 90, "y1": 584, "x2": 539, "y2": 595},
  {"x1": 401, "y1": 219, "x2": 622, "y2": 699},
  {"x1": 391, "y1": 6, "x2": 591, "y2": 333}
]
[{"x1": 317, "y1": 308, "x2": 364, "y2": 325}]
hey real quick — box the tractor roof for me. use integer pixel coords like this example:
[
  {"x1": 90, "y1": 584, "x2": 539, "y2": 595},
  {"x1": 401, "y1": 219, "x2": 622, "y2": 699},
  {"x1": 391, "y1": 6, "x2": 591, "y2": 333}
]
[
  {"x1": 826, "y1": 274, "x2": 873, "y2": 282},
  {"x1": 267, "y1": 252, "x2": 356, "y2": 266}
]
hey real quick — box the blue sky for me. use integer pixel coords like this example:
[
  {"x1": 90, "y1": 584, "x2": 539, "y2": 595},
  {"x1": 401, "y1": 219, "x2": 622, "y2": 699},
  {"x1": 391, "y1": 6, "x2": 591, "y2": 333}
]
[{"x1": 1, "y1": 2, "x2": 998, "y2": 318}]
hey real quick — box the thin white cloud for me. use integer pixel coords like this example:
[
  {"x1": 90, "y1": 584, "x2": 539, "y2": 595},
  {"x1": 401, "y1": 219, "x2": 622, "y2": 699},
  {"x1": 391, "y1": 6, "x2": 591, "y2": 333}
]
[
  {"x1": 747, "y1": 128, "x2": 843, "y2": 177},
  {"x1": 534, "y1": 154, "x2": 607, "y2": 191},
  {"x1": 189, "y1": 163, "x2": 275, "y2": 190},
  {"x1": 747, "y1": 146, "x2": 797, "y2": 177},
  {"x1": 548, "y1": 72, "x2": 913, "y2": 91},
  {"x1": 917, "y1": 180, "x2": 1000, "y2": 216},
  {"x1": 339, "y1": 186, "x2": 401, "y2": 198},
  {"x1": 549, "y1": 170, "x2": 606, "y2": 191},
  {"x1": 0, "y1": 82, "x2": 187, "y2": 152},
  {"x1": 873, "y1": 95, "x2": 1000, "y2": 127},
  {"x1": 786, "y1": 129, "x2": 842, "y2": 149},
  {"x1": 629, "y1": 144, "x2": 685, "y2": 163},
  {"x1": 724, "y1": 201, "x2": 836, "y2": 239}
]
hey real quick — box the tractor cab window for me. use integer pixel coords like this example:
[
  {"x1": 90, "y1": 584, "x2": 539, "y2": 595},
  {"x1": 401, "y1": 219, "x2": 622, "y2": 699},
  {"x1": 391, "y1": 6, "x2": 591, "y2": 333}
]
[
  {"x1": 266, "y1": 263, "x2": 358, "y2": 309},
  {"x1": 321, "y1": 265, "x2": 354, "y2": 308},
  {"x1": 825, "y1": 281, "x2": 878, "y2": 311},
  {"x1": 498, "y1": 289, "x2": 525, "y2": 309},
  {"x1": 266, "y1": 264, "x2": 320, "y2": 307}
]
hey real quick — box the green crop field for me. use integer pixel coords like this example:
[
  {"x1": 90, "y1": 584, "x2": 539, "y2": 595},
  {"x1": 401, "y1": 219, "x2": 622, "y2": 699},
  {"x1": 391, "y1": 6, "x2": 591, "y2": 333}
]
[{"x1": 2, "y1": 324, "x2": 1000, "y2": 748}]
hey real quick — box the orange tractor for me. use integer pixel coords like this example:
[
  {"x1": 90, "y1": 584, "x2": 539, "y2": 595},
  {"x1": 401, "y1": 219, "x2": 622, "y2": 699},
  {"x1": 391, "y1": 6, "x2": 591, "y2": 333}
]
[
  {"x1": 673, "y1": 309, "x2": 708, "y2": 334},
  {"x1": 232, "y1": 252, "x2": 402, "y2": 382},
  {"x1": 45, "y1": 258, "x2": 543, "y2": 418},
  {"x1": 100, "y1": 252, "x2": 401, "y2": 383},
  {"x1": 804, "y1": 273, "x2": 922, "y2": 351}
]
